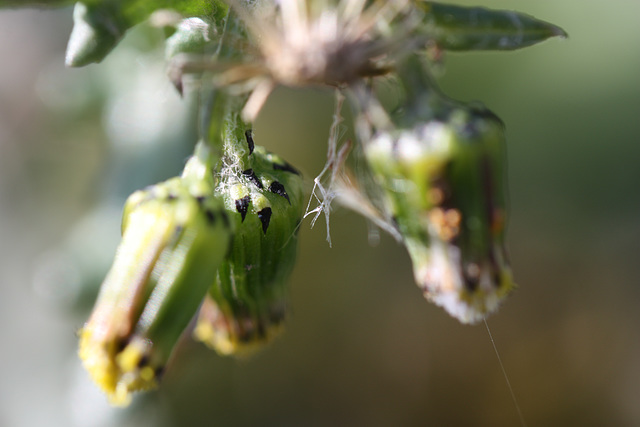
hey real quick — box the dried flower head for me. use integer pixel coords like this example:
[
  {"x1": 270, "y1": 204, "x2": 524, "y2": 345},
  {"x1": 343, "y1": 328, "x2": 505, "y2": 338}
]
[
  {"x1": 246, "y1": 0, "x2": 410, "y2": 86},
  {"x1": 171, "y1": 0, "x2": 417, "y2": 120}
]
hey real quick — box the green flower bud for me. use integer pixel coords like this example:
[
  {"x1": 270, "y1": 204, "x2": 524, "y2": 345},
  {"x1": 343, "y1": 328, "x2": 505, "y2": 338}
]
[
  {"x1": 194, "y1": 128, "x2": 304, "y2": 356},
  {"x1": 366, "y1": 107, "x2": 514, "y2": 324},
  {"x1": 358, "y1": 56, "x2": 514, "y2": 324},
  {"x1": 79, "y1": 150, "x2": 232, "y2": 405}
]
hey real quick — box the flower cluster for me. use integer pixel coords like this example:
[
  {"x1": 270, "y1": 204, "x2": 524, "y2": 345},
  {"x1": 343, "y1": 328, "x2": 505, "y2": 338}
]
[
  {"x1": 1, "y1": 0, "x2": 565, "y2": 405},
  {"x1": 80, "y1": 128, "x2": 304, "y2": 404}
]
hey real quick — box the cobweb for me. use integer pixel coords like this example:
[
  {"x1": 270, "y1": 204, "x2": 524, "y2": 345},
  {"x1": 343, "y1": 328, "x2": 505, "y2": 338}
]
[
  {"x1": 303, "y1": 90, "x2": 349, "y2": 247},
  {"x1": 303, "y1": 85, "x2": 403, "y2": 247}
]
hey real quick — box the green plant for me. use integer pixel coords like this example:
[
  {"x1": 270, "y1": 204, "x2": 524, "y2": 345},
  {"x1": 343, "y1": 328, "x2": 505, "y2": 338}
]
[{"x1": 2, "y1": 0, "x2": 565, "y2": 406}]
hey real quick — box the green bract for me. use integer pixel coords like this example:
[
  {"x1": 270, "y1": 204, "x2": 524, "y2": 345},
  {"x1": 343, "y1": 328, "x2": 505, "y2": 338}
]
[{"x1": 79, "y1": 150, "x2": 232, "y2": 405}]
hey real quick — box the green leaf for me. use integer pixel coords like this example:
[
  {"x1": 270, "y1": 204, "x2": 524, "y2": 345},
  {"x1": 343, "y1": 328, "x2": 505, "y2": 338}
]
[
  {"x1": 65, "y1": 0, "x2": 228, "y2": 67},
  {"x1": 419, "y1": 2, "x2": 567, "y2": 51},
  {"x1": 65, "y1": 2, "x2": 127, "y2": 67},
  {"x1": 119, "y1": 0, "x2": 227, "y2": 23}
]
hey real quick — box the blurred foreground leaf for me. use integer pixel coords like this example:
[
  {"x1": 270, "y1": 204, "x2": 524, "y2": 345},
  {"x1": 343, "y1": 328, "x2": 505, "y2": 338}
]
[{"x1": 65, "y1": 0, "x2": 227, "y2": 66}]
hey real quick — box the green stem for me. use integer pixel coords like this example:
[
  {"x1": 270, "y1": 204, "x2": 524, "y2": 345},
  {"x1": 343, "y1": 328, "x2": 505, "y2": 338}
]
[
  {"x1": 395, "y1": 54, "x2": 457, "y2": 125},
  {"x1": 197, "y1": 10, "x2": 251, "y2": 168}
]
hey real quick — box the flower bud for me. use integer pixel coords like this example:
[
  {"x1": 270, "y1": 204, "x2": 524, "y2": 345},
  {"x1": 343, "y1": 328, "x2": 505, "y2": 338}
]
[
  {"x1": 79, "y1": 152, "x2": 232, "y2": 405},
  {"x1": 365, "y1": 105, "x2": 514, "y2": 324},
  {"x1": 352, "y1": 55, "x2": 515, "y2": 323},
  {"x1": 194, "y1": 129, "x2": 304, "y2": 356}
]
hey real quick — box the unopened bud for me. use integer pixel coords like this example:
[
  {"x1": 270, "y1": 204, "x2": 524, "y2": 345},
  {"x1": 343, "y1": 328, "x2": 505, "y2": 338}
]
[
  {"x1": 194, "y1": 129, "x2": 303, "y2": 355},
  {"x1": 79, "y1": 152, "x2": 232, "y2": 405},
  {"x1": 365, "y1": 106, "x2": 514, "y2": 324}
]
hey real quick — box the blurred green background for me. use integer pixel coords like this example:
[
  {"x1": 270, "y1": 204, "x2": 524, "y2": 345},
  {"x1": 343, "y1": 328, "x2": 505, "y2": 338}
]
[{"x1": 1, "y1": 1, "x2": 639, "y2": 426}]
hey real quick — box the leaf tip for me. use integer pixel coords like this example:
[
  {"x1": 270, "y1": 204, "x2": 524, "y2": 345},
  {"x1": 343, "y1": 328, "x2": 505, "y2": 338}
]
[{"x1": 552, "y1": 25, "x2": 569, "y2": 39}]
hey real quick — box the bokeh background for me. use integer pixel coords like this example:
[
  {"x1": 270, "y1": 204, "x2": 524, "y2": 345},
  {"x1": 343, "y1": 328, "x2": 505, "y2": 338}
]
[{"x1": 1, "y1": 1, "x2": 638, "y2": 426}]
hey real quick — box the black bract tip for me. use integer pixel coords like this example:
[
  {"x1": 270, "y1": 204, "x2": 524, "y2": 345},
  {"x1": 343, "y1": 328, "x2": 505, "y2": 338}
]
[
  {"x1": 242, "y1": 169, "x2": 264, "y2": 189},
  {"x1": 235, "y1": 196, "x2": 251, "y2": 222},
  {"x1": 257, "y1": 207, "x2": 272, "y2": 234},
  {"x1": 205, "y1": 209, "x2": 216, "y2": 224},
  {"x1": 245, "y1": 129, "x2": 255, "y2": 155},
  {"x1": 273, "y1": 162, "x2": 301, "y2": 176},
  {"x1": 268, "y1": 181, "x2": 290, "y2": 203}
]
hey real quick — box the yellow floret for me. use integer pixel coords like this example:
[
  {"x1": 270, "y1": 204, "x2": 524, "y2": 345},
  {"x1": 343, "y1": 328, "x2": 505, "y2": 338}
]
[{"x1": 78, "y1": 328, "x2": 158, "y2": 406}]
